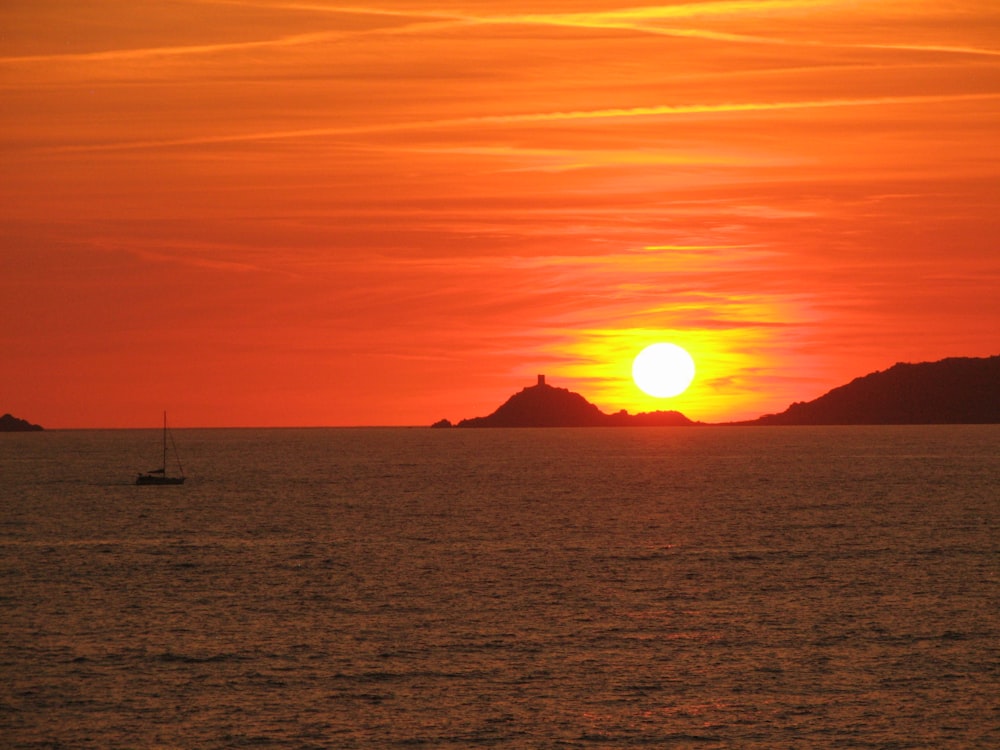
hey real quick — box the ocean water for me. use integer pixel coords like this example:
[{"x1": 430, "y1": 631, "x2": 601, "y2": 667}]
[{"x1": 1, "y1": 426, "x2": 997, "y2": 749}]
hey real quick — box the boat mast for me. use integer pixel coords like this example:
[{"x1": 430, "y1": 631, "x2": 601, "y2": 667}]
[
  {"x1": 162, "y1": 411, "x2": 167, "y2": 473},
  {"x1": 168, "y1": 417, "x2": 184, "y2": 478}
]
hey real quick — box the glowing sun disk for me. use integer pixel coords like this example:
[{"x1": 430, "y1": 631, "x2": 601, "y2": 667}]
[{"x1": 632, "y1": 343, "x2": 696, "y2": 398}]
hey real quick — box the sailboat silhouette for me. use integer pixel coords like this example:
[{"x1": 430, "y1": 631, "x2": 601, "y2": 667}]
[{"x1": 136, "y1": 411, "x2": 185, "y2": 485}]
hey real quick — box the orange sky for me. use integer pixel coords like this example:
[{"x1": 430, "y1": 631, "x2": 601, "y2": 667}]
[{"x1": 3, "y1": 1, "x2": 999, "y2": 427}]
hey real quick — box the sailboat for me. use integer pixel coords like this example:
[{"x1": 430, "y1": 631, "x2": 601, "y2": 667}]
[{"x1": 136, "y1": 411, "x2": 186, "y2": 485}]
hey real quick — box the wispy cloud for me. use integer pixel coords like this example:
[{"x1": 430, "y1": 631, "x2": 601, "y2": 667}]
[
  {"x1": 10, "y1": 1, "x2": 995, "y2": 68},
  {"x1": 0, "y1": 31, "x2": 341, "y2": 64},
  {"x1": 36, "y1": 92, "x2": 1000, "y2": 153},
  {"x1": 856, "y1": 42, "x2": 1000, "y2": 58}
]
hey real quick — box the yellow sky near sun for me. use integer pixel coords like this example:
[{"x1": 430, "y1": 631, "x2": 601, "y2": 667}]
[{"x1": 2, "y1": 0, "x2": 999, "y2": 426}]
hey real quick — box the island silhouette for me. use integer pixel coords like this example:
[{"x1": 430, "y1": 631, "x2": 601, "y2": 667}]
[
  {"x1": 434, "y1": 374, "x2": 695, "y2": 428},
  {"x1": 434, "y1": 355, "x2": 1000, "y2": 427}
]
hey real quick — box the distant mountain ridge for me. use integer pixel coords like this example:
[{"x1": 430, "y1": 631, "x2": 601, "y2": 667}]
[
  {"x1": 743, "y1": 355, "x2": 1000, "y2": 425},
  {"x1": 433, "y1": 356, "x2": 1000, "y2": 427},
  {"x1": 0, "y1": 413, "x2": 43, "y2": 431}
]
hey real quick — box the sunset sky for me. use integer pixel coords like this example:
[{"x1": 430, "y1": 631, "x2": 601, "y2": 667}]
[{"x1": 3, "y1": 1, "x2": 999, "y2": 428}]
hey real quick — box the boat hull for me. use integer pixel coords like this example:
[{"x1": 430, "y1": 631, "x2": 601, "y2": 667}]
[{"x1": 136, "y1": 474, "x2": 185, "y2": 486}]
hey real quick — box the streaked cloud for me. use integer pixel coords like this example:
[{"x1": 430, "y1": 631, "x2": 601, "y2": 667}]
[{"x1": 24, "y1": 92, "x2": 999, "y2": 154}]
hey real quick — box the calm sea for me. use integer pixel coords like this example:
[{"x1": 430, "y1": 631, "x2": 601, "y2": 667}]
[{"x1": 2, "y1": 426, "x2": 998, "y2": 748}]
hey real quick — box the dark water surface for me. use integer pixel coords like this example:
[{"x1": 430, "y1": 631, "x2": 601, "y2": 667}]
[{"x1": 2, "y1": 426, "x2": 998, "y2": 748}]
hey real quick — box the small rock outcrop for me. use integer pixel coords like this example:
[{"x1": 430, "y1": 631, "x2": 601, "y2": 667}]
[{"x1": 0, "y1": 413, "x2": 44, "y2": 431}]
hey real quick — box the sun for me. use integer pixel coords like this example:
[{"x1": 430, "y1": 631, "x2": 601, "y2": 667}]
[{"x1": 632, "y1": 343, "x2": 696, "y2": 398}]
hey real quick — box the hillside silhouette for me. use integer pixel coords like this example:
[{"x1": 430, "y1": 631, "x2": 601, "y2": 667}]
[
  {"x1": 744, "y1": 355, "x2": 1000, "y2": 425},
  {"x1": 434, "y1": 375, "x2": 694, "y2": 428}
]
